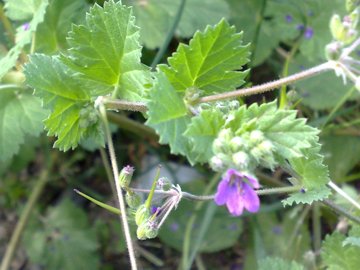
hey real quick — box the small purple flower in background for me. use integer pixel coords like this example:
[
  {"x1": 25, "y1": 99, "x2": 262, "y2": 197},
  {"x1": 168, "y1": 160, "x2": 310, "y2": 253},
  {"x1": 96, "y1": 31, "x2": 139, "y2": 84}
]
[
  {"x1": 296, "y1": 24, "x2": 305, "y2": 31},
  {"x1": 304, "y1": 27, "x2": 314, "y2": 39},
  {"x1": 22, "y1": 23, "x2": 30, "y2": 31},
  {"x1": 214, "y1": 169, "x2": 260, "y2": 216},
  {"x1": 285, "y1": 14, "x2": 293, "y2": 23}
]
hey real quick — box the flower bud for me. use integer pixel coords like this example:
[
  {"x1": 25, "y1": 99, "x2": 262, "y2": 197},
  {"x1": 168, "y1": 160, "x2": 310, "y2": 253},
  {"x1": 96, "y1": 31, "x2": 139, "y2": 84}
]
[
  {"x1": 232, "y1": 151, "x2": 249, "y2": 169},
  {"x1": 135, "y1": 204, "x2": 150, "y2": 226},
  {"x1": 136, "y1": 222, "x2": 148, "y2": 240},
  {"x1": 125, "y1": 192, "x2": 141, "y2": 209},
  {"x1": 118, "y1": 165, "x2": 134, "y2": 188},
  {"x1": 157, "y1": 177, "x2": 172, "y2": 191},
  {"x1": 249, "y1": 130, "x2": 264, "y2": 145},
  {"x1": 210, "y1": 155, "x2": 225, "y2": 171},
  {"x1": 229, "y1": 137, "x2": 245, "y2": 152},
  {"x1": 136, "y1": 220, "x2": 159, "y2": 240},
  {"x1": 258, "y1": 140, "x2": 274, "y2": 154},
  {"x1": 325, "y1": 41, "x2": 342, "y2": 60}
]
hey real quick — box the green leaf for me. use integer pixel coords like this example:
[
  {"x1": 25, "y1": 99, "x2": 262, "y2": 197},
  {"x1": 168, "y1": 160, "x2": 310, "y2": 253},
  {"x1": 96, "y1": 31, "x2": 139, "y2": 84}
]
[
  {"x1": 23, "y1": 199, "x2": 100, "y2": 270},
  {"x1": 35, "y1": 0, "x2": 89, "y2": 54},
  {"x1": 146, "y1": 71, "x2": 192, "y2": 156},
  {"x1": 282, "y1": 186, "x2": 331, "y2": 206},
  {"x1": 160, "y1": 19, "x2": 250, "y2": 95},
  {"x1": 322, "y1": 232, "x2": 360, "y2": 270},
  {"x1": 63, "y1": 0, "x2": 151, "y2": 101},
  {"x1": 0, "y1": 0, "x2": 49, "y2": 79},
  {"x1": 184, "y1": 109, "x2": 225, "y2": 163},
  {"x1": 258, "y1": 257, "x2": 305, "y2": 270},
  {"x1": 227, "y1": 101, "x2": 319, "y2": 160},
  {"x1": 24, "y1": 54, "x2": 100, "y2": 151},
  {"x1": 0, "y1": 89, "x2": 47, "y2": 161},
  {"x1": 5, "y1": 0, "x2": 43, "y2": 20},
  {"x1": 123, "y1": 0, "x2": 230, "y2": 49},
  {"x1": 288, "y1": 142, "x2": 330, "y2": 189}
]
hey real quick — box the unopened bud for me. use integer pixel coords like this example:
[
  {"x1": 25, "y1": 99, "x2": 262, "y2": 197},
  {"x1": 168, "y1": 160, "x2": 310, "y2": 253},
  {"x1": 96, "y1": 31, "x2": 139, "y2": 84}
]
[
  {"x1": 136, "y1": 222, "x2": 147, "y2": 240},
  {"x1": 249, "y1": 130, "x2": 264, "y2": 145},
  {"x1": 229, "y1": 137, "x2": 245, "y2": 152},
  {"x1": 157, "y1": 177, "x2": 172, "y2": 191},
  {"x1": 232, "y1": 151, "x2": 249, "y2": 169},
  {"x1": 136, "y1": 220, "x2": 159, "y2": 240},
  {"x1": 125, "y1": 192, "x2": 141, "y2": 209},
  {"x1": 119, "y1": 165, "x2": 134, "y2": 188},
  {"x1": 325, "y1": 42, "x2": 342, "y2": 60},
  {"x1": 135, "y1": 204, "x2": 150, "y2": 226},
  {"x1": 258, "y1": 140, "x2": 274, "y2": 153},
  {"x1": 210, "y1": 155, "x2": 225, "y2": 171}
]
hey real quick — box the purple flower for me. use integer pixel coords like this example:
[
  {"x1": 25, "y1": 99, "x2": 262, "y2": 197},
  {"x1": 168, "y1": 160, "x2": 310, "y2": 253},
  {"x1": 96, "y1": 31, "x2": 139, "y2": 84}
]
[
  {"x1": 214, "y1": 169, "x2": 260, "y2": 216},
  {"x1": 22, "y1": 23, "x2": 30, "y2": 31},
  {"x1": 296, "y1": 24, "x2": 305, "y2": 31},
  {"x1": 304, "y1": 27, "x2": 314, "y2": 39}
]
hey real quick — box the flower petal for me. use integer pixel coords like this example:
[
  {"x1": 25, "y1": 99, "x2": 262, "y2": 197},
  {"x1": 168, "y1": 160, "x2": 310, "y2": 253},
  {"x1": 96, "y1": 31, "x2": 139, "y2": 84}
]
[
  {"x1": 244, "y1": 174, "x2": 260, "y2": 189},
  {"x1": 242, "y1": 183, "x2": 260, "y2": 213},
  {"x1": 226, "y1": 187, "x2": 244, "y2": 216},
  {"x1": 214, "y1": 179, "x2": 232, "y2": 205}
]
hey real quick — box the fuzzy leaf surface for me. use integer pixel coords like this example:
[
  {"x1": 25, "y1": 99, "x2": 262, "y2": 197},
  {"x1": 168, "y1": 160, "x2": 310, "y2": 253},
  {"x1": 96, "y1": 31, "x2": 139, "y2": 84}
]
[
  {"x1": 160, "y1": 19, "x2": 250, "y2": 95},
  {"x1": 258, "y1": 257, "x2": 305, "y2": 270},
  {"x1": 0, "y1": 90, "x2": 47, "y2": 161},
  {"x1": 282, "y1": 186, "x2": 331, "y2": 206},
  {"x1": 63, "y1": 0, "x2": 150, "y2": 101}
]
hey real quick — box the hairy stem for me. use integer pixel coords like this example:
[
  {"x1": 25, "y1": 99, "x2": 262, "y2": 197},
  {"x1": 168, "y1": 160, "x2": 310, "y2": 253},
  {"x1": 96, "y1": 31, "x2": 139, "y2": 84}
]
[
  {"x1": 198, "y1": 62, "x2": 333, "y2": 103},
  {"x1": 103, "y1": 97, "x2": 147, "y2": 113},
  {"x1": 99, "y1": 147, "x2": 117, "y2": 199},
  {"x1": 322, "y1": 199, "x2": 360, "y2": 225},
  {"x1": 0, "y1": 169, "x2": 49, "y2": 270},
  {"x1": 328, "y1": 181, "x2": 360, "y2": 211},
  {"x1": 99, "y1": 104, "x2": 138, "y2": 270}
]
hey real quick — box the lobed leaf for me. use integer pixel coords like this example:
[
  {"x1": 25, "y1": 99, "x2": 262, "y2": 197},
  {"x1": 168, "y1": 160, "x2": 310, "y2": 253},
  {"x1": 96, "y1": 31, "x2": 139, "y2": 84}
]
[{"x1": 282, "y1": 186, "x2": 331, "y2": 206}]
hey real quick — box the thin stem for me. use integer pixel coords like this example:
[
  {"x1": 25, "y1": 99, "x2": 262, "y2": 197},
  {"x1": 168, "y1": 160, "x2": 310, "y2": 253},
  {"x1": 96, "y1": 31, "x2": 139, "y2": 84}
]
[
  {"x1": 99, "y1": 104, "x2": 138, "y2": 270},
  {"x1": 0, "y1": 169, "x2": 49, "y2": 270},
  {"x1": 328, "y1": 181, "x2": 360, "y2": 211},
  {"x1": 312, "y1": 203, "x2": 321, "y2": 255},
  {"x1": 107, "y1": 112, "x2": 158, "y2": 141},
  {"x1": 198, "y1": 62, "x2": 333, "y2": 103},
  {"x1": 151, "y1": 0, "x2": 186, "y2": 69},
  {"x1": 279, "y1": 41, "x2": 300, "y2": 109},
  {"x1": 340, "y1": 37, "x2": 360, "y2": 59},
  {"x1": 30, "y1": 31, "x2": 36, "y2": 54},
  {"x1": 103, "y1": 97, "x2": 147, "y2": 113},
  {"x1": 322, "y1": 199, "x2": 360, "y2": 225},
  {"x1": 99, "y1": 147, "x2": 117, "y2": 199},
  {"x1": 145, "y1": 166, "x2": 161, "y2": 209}
]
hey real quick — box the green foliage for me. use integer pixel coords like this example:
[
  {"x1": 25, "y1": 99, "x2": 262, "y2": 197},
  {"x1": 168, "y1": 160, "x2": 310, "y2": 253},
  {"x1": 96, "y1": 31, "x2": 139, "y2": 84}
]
[
  {"x1": 185, "y1": 109, "x2": 225, "y2": 163},
  {"x1": 24, "y1": 0, "x2": 151, "y2": 151},
  {"x1": 23, "y1": 199, "x2": 99, "y2": 270},
  {"x1": 282, "y1": 186, "x2": 331, "y2": 206},
  {"x1": 160, "y1": 19, "x2": 250, "y2": 95},
  {"x1": 322, "y1": 231, "x2": 360, "y2": 270},
  {"x1": 123, "y1": 0, "x2": 230, "y2": 49},
  {"x1": 258, "y1": 257, "x2": 305, "y2": 270},
  {"x1": 35, "y1": 0, "x2": 89, "y2": 53},
  {"x1": 0, "y1": 89, "x2": 47, "y2": 161}
]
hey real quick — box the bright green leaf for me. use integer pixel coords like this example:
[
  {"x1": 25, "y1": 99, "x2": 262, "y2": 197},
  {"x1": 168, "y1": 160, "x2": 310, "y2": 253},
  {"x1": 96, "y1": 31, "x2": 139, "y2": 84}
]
[
  {"x1": 184, "y1": 109, "x2": 225, "y2": 163},
  {"x1": 63, "y1": 0, "x2": 151, "y2": 101},
  {"x1": 146, "y1": 71, "x2": 192, "y2": 156},
  {"x1": 160, "y1": 19, "x2": 250, "y2": 95},
  {"x1": 0, "y1": 89, "x2": 47, "y2": 161},
  {"x1": 282, "y1": 186, "x2": 331, "y2": 206}
]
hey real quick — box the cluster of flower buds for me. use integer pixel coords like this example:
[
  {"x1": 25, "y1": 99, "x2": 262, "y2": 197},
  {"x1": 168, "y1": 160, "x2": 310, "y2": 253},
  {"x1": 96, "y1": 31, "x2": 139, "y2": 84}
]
[
  {"x1": 79, "y1": 104, "x2": 99, "y2": 129},
  {"x1": 326, "y1": 5, "x2": 359, "y2": 60},
  {"x1": 210, "y1": 129, "x2": 276, "y2": 173}
]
